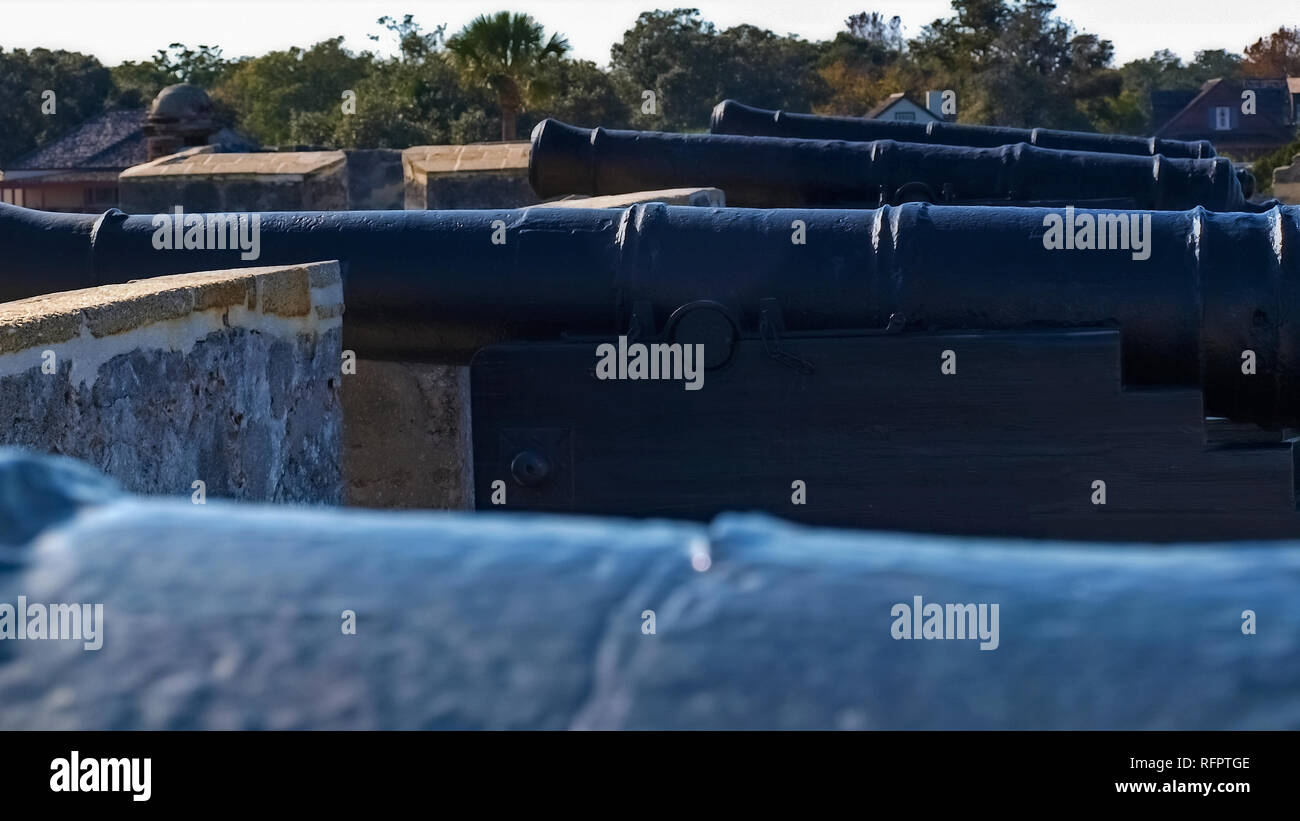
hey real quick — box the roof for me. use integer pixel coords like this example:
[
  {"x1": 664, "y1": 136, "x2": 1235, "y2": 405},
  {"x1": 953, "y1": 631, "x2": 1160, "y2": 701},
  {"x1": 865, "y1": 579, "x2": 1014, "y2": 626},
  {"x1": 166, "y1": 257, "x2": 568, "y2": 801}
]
[
  {"x1": 7, "y1": 109, "x2": 147, "y2": 171},
  {"x1": 120, "y1": 147, "x2": 345, "y2": 180},
  {"x1": 0, "y1": 170, "x2": 122, "y2": 187},
  {"x1": 863, "y1": 92, "x2": 905, "y2": 119},
  {"x1": 863, "y1": 92, "x2": 941, "y2": 121},
  {"x1": 1154, "y1": 77, "x2": 1296, "y2": 144}
]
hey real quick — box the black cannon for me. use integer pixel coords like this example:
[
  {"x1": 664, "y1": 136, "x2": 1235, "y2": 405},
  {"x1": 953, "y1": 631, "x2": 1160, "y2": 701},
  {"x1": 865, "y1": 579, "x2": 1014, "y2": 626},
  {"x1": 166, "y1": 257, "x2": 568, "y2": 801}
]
[
  {"x1": 528, "y1": 119, "x2": 1254, "y2": 211},
  {"x1": 1, "y1": 198, "x2": 1297, "y2": 425},
  {"x1": 4, "y1": 199, "x2": 1300, "y2": 539},
  {"x1": 710, "y1": 99, "x2": 1217, "y2": 159}
]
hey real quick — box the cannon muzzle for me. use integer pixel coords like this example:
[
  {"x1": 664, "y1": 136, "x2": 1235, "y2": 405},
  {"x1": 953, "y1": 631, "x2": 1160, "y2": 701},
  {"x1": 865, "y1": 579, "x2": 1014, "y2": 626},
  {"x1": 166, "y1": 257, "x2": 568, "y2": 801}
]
[
  {"x1": 2, "y1": 200, "x2": 1299, "y2": 427},
  {"x1": 710, "y1": 99, "x2": 1217, "y2": 159}
]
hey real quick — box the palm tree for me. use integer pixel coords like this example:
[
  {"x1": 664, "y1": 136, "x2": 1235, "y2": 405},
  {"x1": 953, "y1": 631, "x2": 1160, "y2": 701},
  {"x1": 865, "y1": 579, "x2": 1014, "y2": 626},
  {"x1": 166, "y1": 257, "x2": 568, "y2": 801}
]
[{"x1": 447, "y1": 12, "x2": 570, "y2": 141}]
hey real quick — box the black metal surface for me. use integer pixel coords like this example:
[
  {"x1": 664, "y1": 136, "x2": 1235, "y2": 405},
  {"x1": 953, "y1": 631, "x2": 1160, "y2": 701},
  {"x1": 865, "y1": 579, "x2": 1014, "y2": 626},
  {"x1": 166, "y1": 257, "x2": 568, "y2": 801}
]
[
  {"x1": 472, "y1": 329, "x2": 1300, "y2": 540},
  {"x1": 3, "y1": 200, "x2": 1299, "y2": 427},
  {"x1": 529, "y1": 118, "x2": 1251, "y2": 210},
  {"x1": 710, "y1": 98, "x2": 1217, "y2": 159}
]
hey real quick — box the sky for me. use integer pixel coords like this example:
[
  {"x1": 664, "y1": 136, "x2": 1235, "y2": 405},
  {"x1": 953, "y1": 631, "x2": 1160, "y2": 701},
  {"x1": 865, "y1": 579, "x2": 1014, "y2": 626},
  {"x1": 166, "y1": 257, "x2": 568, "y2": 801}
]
[{"x1": 0, "y1": 0, "x2": 1293, "y2": 68}]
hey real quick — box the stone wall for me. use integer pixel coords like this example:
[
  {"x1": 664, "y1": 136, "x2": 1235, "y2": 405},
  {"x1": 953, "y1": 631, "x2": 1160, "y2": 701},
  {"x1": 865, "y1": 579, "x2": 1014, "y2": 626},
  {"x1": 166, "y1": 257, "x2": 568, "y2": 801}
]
[
  {"x1": 342, "y1": 360, "x2": 473, "y2": 509},
  {"x1": 0, "y1": 261, "x2": 344, "y2": 503},
  {"x1": 403, "y1": 142, "x2": 537, "y2": 209},
  {"x1": 1274, "y1": 153, "x2": 1300, "y2": 204},
  {"x1": 342, "y1": 149, "x2": 404, "y2": 210},
  {"x1": 121, "y1": 145, "x2": 519, "y2": 212},
  {"x1": 119, "y1": 143, "x2": 726, "y2": 215},
  {"x1": 119, "y1": 147, "x2": 350, "y2": 213}
]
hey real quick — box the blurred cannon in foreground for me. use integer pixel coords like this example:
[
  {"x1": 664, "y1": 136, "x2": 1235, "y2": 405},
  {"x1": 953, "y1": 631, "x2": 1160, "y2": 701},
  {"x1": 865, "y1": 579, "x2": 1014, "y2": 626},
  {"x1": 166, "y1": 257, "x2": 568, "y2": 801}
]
[
  {"x1": 710, "y1": 98, "x2": 1216, "y2": 159},
  {"x1": 3, "y1": 449, "x2": 1299, "y2": 730},
  {"x1": 529, "y1": 119, "x2": 1254, "y2": 210},
  {"x1": 4, "y1": 200, "x2": 1300, "y2": 539}
]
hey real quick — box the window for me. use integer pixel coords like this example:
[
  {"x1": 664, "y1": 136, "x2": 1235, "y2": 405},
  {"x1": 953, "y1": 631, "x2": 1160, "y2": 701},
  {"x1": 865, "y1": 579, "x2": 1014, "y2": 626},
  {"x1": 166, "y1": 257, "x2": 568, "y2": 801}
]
[
  {"x1": 1214, "y1": 106, "x2": 1232, "y2": 131},
  {"x1": 894, "y1": 111, "x2": 916, "y2": 121}
]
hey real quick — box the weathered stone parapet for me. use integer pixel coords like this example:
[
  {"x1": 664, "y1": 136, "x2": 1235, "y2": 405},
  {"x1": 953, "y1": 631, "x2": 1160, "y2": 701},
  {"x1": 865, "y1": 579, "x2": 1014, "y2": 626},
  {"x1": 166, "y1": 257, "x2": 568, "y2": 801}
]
[
  {"x1": 341, "y1": 149, "x2": 404, "y2": 210},
  {"x1": 119, "y1": 148, "x2": 349, "y2": 212},
  {"x1": 342, "y1": 360, "x2": 473, "y2": 509},
  {"x1": 1274, "y1": 153, "x2": 1300, "y2": 204},
  {"x1": 403, "y1": 142, "x2": 537, "y2": 209},
  {"x1": 0, "y1": 261, "x2": 344, "y2": 503},
  {"x1": 529, "y1": 187, "x2": 725, "y2": 208}
]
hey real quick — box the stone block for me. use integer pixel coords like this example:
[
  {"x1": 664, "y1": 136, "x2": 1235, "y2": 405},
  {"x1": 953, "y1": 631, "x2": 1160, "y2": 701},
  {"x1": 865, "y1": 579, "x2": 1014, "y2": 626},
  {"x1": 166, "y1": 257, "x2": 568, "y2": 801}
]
[
  {"x1": 342, "y1": 149, "x2": 404, "y2": 210},
  {"x1": 341, "y1": 359, "x2": 472, "y2": 509},
  {"x1": 1273, "y1": 153, "x2": 1300, "y2": 204},
  {"x1": 403, "y1": 142, "x2": 538, "y2": 209},
  {"x1": 119, "y1": 149, "x2": 348, "y2": 213}
]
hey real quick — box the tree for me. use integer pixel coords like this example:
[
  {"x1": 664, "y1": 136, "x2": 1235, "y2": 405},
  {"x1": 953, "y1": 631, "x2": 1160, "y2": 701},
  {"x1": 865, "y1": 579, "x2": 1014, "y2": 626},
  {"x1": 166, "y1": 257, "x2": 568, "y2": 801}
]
[
  {"x1": 910, "y1": 0, "x2": 1009, "y2": 74},
  {"x1": 523, "y1": 59, "x2": 633, "y2": 131},
  {"x1": 291, "y1": 16, "x2": 490, "y2": 148},
  {"x1": 845, "y1": 12, "x2": 904, "y2": 50},
  {"x1": 1190, "y1": 49, "x2": 1243, "y2": 80},
  {"x1": 446, "y1": 12, "x2": 570, "y2": 141},
  {"x1": 817, "y1": 12, "x2": 915, "y2": 116},
  {"x1": 610, "y1": 9, "x2": 721, "y2": 130},
  {"x1": 370, "y1": 14, "x2": 447, "y2": 62},
  {"x1": 111, "y1": 44, "x2": 231, "y2": 110},
  {"x1": 910, "y1": 0, "x2": 1120, "y2": 130},
  {"x1": 0, "y1": 47, "x2": 114, "y2": 164},
  {"x1": 817, "y1": 58, "x2": 919, "y2": 116},
  {"x1": 717, "y1": 25, "x2": 824, "y2": 115},
  {"x1": 610, "y1": 9, "x2": 822, "y2": 131},
  {"x1": 213, "y1": 38, "x2": 372, "y2": 147},
  {"x1": 1243, "y1": 26, "x2": 1300, "y2": 77}
]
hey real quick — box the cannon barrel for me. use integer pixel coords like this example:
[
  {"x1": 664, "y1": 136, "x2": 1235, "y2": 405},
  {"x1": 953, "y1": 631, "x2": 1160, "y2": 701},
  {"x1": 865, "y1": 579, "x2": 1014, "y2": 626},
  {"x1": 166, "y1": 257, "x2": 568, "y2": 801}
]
[
  {"x1": 2, "y1": 200, "x2": 1299, "y2": 427},
  {"x1": 710, "y1": 99, "x2": 1217, "y2": 159},
  {"x1": 529, "y1": 119, "x2": 1249, "y2": 211}
]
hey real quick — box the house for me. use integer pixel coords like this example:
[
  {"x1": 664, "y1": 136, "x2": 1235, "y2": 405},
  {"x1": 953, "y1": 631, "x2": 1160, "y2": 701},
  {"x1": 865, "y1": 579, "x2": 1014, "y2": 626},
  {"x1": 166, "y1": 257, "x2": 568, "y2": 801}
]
[
  {"x1": 0, "y1": 84, "x2": 255, "y2": 214},
  {"x1": 0, "y1": 109, "x2": 146, "y2": 212},
  {"x1": 864, "y1": 93, "x2": 945, "y2": 124},
  {"x1": 1154, "y1": 77, "x2": 1298, "y2": 160}
]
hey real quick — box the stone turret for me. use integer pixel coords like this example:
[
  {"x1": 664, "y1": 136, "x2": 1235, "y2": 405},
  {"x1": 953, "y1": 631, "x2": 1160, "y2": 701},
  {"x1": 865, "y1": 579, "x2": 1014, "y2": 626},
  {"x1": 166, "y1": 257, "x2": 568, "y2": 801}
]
[{"x1": 144, "y1": 83, "x2": 219, "y2": 161}]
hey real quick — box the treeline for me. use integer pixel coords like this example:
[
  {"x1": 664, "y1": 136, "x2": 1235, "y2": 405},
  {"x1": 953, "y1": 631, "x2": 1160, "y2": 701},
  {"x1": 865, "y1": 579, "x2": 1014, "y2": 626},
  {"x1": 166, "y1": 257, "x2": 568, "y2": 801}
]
[{"x1": 1, "y1": 2, "x2": 1299, "y2": 167}]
